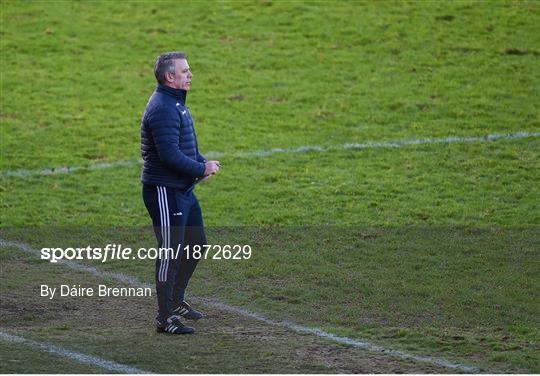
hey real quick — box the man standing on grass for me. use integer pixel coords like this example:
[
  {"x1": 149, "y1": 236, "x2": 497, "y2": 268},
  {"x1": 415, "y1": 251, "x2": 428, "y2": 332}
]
[{"x1": 140, "y1": 51, "x2": 220, "y2": 334}]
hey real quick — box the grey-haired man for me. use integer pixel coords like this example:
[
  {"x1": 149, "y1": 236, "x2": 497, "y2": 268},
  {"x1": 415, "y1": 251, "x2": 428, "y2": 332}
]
[{"x1": 141, "y1": 52, "x2": 220, "y2": 334}]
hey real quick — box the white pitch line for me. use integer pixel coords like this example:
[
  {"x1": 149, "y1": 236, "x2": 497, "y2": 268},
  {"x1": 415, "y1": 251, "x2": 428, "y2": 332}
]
[
  {"x1": 0, "y1": 238, "x2": 483, "y2": 373},
  {"x1": 1, "y1": 131, "x2": 538, "y2": 178},
  {"x1": 0, "y1": 331, "x2": 149, "y2": 374}
]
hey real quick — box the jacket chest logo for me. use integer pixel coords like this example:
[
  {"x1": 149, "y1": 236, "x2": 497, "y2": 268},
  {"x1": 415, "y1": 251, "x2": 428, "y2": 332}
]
[{"x1": 175, "y1": 103, "x2": 190, "y2": 118}]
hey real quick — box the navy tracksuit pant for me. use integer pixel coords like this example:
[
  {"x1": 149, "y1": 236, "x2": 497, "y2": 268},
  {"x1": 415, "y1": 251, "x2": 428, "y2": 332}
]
[{"x1": 142, "y1": 184, "x2": 206, "y2": 322}]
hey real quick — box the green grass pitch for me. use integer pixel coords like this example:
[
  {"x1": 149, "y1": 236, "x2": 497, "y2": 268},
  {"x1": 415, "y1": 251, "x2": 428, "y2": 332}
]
[{"x1": 1, "y1": 0, "x2": 539, "y2": 373}]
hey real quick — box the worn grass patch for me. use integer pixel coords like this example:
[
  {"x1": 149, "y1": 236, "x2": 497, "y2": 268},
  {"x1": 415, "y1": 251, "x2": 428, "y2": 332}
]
[
  {"x1": 0, "y1": 341, "x2": 108, "y2": 374},
  {"x1": 0, "y1": 247, "x2": 452, "y2": 374}
]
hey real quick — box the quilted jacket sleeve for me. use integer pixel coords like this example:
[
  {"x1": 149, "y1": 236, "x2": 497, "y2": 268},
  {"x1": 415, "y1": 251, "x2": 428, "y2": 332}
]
[{"x1": 197, "y1": 153, "x2": 207, "y2": 163}]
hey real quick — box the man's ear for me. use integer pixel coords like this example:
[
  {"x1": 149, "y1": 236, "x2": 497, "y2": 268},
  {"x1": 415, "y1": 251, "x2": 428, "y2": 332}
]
[{"x1": 165, "y1": 71, "x2": 174, "y2": 83}]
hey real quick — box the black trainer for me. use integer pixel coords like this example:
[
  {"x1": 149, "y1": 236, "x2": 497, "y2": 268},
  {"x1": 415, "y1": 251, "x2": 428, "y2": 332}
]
[
  {"x1": 156, "y1": 315, "x2": 194, "y2": 334},
  {"x1": 173, "y1": 301, "x2": 203, "y2": 321}
]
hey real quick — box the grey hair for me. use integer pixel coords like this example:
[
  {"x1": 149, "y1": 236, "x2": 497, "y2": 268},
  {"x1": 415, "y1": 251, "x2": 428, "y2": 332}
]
[{"x1": 154, "y1": 51, "x2": 187, "y2": 84}]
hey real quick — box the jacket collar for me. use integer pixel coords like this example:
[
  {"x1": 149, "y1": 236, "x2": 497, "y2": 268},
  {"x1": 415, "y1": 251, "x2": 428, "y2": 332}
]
[{"x1": 156, "y1": 84, "x2": 187, "y2": 105}]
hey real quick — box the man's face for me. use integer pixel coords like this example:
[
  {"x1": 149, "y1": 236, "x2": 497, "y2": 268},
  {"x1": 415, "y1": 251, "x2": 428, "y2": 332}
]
[{"x1": 167, "y1": 59, "x2": 192, "y2": 91}]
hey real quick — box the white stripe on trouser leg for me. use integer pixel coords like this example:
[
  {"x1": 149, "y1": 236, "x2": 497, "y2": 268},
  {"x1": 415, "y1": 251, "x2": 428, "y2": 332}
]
[
  {"x1": 157, "y1": 187, "x2": 163, "y2": 281},
  {"x1": 160, "y1": 186, "x2": 170, "y2": 282},
  {"x1": 157, "y1": 187, "x2": 169, "y2": 282},
  {"x1": 161, "y1": 187, "x2": 171, "y2": 281},
  {"x1": 157, "y1": 187, "x2": 165, "y2": 282},
  {"x1": 160, "y1": 186, "x2": 169, "y2": 282}
]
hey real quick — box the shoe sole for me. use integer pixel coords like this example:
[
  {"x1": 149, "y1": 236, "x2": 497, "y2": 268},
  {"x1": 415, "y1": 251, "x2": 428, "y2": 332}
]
[
  {"x1": 156, "y1": 326, "x2": 195, "y2": 335},
  {"x1": 183, "y1": 314, "x2": 203, "y2": 321}
]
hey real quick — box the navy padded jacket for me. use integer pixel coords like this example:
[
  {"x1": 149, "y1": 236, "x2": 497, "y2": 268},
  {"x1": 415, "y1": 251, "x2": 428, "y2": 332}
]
[{"x1": 140, "y1": 84, "x2": 206, "y2": 190}]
